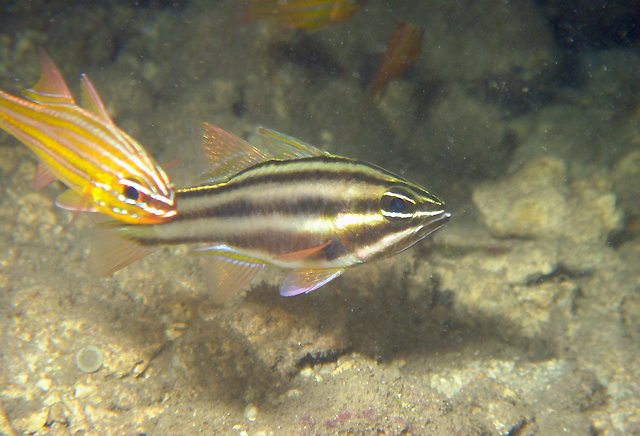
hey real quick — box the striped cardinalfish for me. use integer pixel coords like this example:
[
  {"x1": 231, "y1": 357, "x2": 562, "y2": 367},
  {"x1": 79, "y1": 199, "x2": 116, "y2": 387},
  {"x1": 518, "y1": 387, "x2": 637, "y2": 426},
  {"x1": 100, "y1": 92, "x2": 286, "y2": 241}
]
[
  {"x1": 90, "y1": 122, "x2": 450, "y2": 301},
  {"x1": 0, "y1": 48, "x2": 176, "y2": 224},
  {"x1": 366, "y1": 22, "x2": 423, "y2": 105},
  {"x1": 244, "y1": 0, "x2": 365, "y2": 32}
]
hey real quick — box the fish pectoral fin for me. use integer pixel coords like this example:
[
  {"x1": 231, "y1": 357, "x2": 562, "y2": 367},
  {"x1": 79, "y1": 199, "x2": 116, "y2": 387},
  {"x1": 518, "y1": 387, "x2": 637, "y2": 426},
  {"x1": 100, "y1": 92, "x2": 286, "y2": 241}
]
[
  {"x1": 88, "y1": 224, "x2": 159, "y2": 277},
  {"x1": 273, "y1": 240, "x2": 333, "y2": 263},
  {"x1": 204, "y1": 256, "x2": 264, "y2": 305},
  {"x1": 280, "y1": 268, "x2": 344, "y2": 297},
  {"x1": 190, "y1": 121, "x2": 269, "y2": 185},
  {"x1": 258, "y1": 127, "x2": 328, "y2": 159},
  {"x1": 22, "y1": 47, "x2": 75, "y2": 105},
  {"x1": 33, "y1": 161, "x2": 56, "y2": 189},
  {"x1": 54, "y1": 189, "x2": 97, "y2": 212},
  {"x1": 79, "y1": 74, "x2": 114, "y2": 125}
]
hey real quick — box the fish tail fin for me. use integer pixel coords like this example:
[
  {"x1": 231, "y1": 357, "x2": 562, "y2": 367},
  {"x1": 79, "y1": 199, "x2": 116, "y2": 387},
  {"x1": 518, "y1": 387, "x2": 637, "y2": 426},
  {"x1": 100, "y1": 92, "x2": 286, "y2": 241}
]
[{"x1": 88, "y1": 223, "x2": 159, "y2": 277}]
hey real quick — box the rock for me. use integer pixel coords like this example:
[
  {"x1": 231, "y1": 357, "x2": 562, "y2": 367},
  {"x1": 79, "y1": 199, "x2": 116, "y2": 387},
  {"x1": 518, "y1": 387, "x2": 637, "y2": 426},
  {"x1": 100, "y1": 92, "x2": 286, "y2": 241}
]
[
  {"x1": 416, "y1": 0, "x2": 559, "y2": 83},
  {"x1": 407, "y1": 83, "x2": 514, "y2": 178},
  {"x1": 612, "y1": 150, "x2": 640, "y2": 216},
  {"x1": 472, "y1": 157, "x2": 623, "y2": 244}
]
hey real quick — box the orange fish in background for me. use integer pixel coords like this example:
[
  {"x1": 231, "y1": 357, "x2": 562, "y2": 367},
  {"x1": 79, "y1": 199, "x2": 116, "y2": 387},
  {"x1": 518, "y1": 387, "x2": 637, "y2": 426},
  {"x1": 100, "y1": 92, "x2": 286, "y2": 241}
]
[
  {"x1": 365, "y1": 22, "x2": 423, "y2": 105},
  {"x1": 244, "y1": 0, "x2": 365, "y2": 32}
]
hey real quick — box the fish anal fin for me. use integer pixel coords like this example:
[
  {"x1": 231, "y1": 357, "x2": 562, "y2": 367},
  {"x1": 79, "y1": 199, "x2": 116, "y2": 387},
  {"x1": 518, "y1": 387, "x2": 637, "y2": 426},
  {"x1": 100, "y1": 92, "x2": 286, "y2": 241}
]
[
  {"x1": 33, "y1": 161, "x2": 56, "y2": 189},
  {"x1": 205, "y1": 257, "x2": 263, "y2": 305},
  {"x1": 22, "y1": 47, "x2": 75, "y2": 105},
  {"x1": 79, "y1": 74, "x2": 113, "y2": 124},
  {"x1": 258, "y1": 127, "x2": 328, "y2": 159},
  {"x1": 280, "y1": 268, "x2": 344, "y2": 297},
  {"x1": 55, "y1": 189, "x2": 97, "y2": 212},
  {"x1": 191, "y1": 121, "x2": 269, "y2": 185},
  {"x1": 273, "y1": 240, "x2": 332, "y2": 263},
  {"x1": 89, "y1": 225, "x2": 159, "y2": 277}
]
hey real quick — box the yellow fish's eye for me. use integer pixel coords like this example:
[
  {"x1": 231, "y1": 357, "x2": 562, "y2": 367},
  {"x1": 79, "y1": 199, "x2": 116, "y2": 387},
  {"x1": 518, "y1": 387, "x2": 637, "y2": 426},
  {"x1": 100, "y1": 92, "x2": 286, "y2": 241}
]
[
  {"x1": 380, "y1": 188, "x2": 416, "y2": 222},
  {"x1": 119, "y1": 178, "x2": 145, "y2": 203}
]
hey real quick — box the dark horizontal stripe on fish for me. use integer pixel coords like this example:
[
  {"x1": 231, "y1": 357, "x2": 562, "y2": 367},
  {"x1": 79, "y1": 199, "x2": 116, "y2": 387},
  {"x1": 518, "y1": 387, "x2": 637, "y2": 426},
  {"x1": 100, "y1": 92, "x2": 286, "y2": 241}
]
[
  {"x1": 178, "y1": 156, "x2": 406, "y2": 199},
  {"x1": 169, "y1": 196, "x2": 346, "y2": 222},
  {"x1": 129, "y1": 227, "x2": 339, "y2": 257}
]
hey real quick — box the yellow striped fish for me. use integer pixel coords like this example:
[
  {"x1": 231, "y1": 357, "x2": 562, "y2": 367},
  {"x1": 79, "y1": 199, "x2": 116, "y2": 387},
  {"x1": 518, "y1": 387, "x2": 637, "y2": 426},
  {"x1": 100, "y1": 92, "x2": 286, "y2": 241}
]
[
  {"x1": 90, "y1": 122, "x2": 450, "y2": 301},
  {"x1": 0, "y1": 48, "x2": 176, "y2": 224},
  {"x1": 244, "y1": 0, "x2": 365, "y2": 32}
]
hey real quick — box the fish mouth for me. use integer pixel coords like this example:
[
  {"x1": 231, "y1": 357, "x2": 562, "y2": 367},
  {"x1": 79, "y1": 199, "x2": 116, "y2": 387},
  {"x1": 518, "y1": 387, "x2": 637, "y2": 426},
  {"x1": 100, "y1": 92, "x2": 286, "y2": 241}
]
[{"x1": 415, "y1": 210, "x2": 451, "y2": 240}]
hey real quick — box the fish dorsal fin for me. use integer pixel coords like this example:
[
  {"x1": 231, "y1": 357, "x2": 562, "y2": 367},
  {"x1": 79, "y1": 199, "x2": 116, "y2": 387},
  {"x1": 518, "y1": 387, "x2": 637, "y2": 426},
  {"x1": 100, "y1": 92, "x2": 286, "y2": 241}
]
[
  {"x1": 33, "y1": 161, "x2": 56, "y2": 189},
  {"x1": 79, "y1": 74, "x2": 114, "y2": 124},
  {"x1": 22, "y1": 47, "x2": 75, "y2": 105},
  {"x1": 191, "y1": 121, "x2": 270, "y2": 185},
  {"x1": 194, "y1": 244, "x2": 265, "y2": 304},
  {"x1": 89, "y1": 224, "x2": 159, "y2": 277},
  {"x1": 258, "y1": 127, "x2": 328, "y2": 159},
  {"x1": 280, "y1": 268, "x2": 344, "y2": 297}
]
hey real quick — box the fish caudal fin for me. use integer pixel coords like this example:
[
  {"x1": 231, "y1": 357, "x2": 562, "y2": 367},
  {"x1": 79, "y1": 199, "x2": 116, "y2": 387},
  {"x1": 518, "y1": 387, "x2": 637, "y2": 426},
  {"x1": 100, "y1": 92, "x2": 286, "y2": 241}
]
[
  {"x1": 280, "y1": 268, "x2": 344, "y2": 297},
  {"x1": 88, "y1": 225, "x2": 159, "y2": 277}
]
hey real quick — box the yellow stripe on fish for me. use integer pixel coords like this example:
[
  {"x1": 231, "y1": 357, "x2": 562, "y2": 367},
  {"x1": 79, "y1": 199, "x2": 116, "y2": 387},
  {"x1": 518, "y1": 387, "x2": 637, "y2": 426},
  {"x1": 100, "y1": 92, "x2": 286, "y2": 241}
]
[
  {"x1": 0, "y1": 47, "x2": 176, "y2": 224},
  {"x1": 90, "y1": 122, "x2": 450, "y2": 302}
]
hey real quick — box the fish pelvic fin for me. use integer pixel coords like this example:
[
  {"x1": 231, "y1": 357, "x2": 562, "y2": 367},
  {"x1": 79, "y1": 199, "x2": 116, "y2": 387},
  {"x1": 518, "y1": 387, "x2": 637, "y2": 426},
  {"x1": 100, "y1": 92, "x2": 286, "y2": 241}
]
[
  {"x1": 88, "y1": 224, "x2": 159, "y2": 277},
  {"x1": 273, "y1": 240, "x2": 332, "y2": 262},
  {"x1": 280, "y1": 268, "x2": 344, "y2": 297},
  {"x1": 22, "y1": 47, "x2": 75, "y2": 106}
]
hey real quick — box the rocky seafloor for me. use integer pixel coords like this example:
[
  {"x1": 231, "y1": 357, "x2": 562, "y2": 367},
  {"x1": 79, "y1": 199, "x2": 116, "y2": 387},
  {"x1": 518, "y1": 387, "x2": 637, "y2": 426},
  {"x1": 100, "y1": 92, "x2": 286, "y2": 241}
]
[{"x1": 1, "y1": 0, "x2": 640, "y2": 434}]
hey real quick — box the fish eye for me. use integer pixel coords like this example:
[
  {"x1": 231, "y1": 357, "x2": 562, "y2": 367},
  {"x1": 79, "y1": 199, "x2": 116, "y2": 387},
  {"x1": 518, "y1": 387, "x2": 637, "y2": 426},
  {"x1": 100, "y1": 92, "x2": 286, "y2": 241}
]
[
  {"x1": 380, "y1": 188, "x2": 415, "y2": 222},
  {"x1": 119, "y1": 178, "x2": 146, "y2": 203},
  {"x1": 389, "y1": 197, "x2": 407, "y2": 213},
  {"x1": 123, "y1": 185, "x2": 141, "y2": 201}
]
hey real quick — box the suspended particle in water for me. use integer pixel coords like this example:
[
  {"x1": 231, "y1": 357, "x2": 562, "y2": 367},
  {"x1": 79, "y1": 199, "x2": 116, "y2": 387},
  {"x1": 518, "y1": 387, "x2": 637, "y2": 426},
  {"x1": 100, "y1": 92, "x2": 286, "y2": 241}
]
[{"x1": 75, "y1": 346, "x2": 104, "y2": 373}]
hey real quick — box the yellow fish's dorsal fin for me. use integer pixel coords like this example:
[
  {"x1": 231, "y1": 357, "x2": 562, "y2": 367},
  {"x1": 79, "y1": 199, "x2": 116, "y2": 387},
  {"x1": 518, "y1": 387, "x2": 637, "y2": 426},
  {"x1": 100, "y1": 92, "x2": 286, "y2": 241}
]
[
  {"x1": 258, "y1": 127, "x2": 328, "y2": 160},
  {"x1": 191, "y1": 121, "x2": 270, "y2": 185},
  {"x1": 79, "y1": 74, "x2": 114, "y2": 124},
  {"x1": 21, "y1": 47, "x2": 75, "y2": 105},
  {"x1": 280, "y1": 268, "x2": 344, "y2": 297}
]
